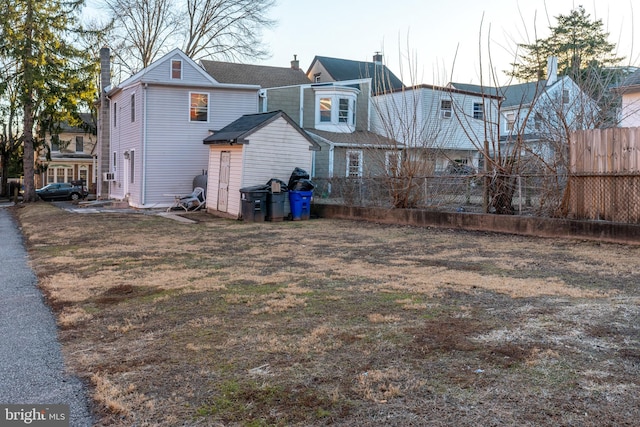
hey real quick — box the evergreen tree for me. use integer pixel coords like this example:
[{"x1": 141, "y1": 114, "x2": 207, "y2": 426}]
[
  {"x1": 0, "y1": 0, "x2": 98, "y2": 202},
  {"x1": 509, "y1": 6, "x2": 622, "y2": 83}
]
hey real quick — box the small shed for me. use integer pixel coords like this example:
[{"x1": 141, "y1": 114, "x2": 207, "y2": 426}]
[{"x1": 204, "y1": 110, "x2": 320, "y2": 218}]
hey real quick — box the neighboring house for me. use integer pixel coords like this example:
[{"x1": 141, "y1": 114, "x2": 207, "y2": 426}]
[
  {"x1": 204, "y1": 110, "x2": 319, "y2": 218},
  {"x1": 97, "y1": 48, "x2": 260, "y2": 208},
  {"x1": 37, "y1": 113, "x2": 96, "y2": 192},
  {"x1": 615, "y1": 69, "x2": 640, "y2": 127},
  {"x1": 201, "y1": 54, "x2": 401, "y2": 183},
  {"x1": 452, "y1": 58, "x2": 597, "y2": 166},
  {"x1": 371, "y1": 84, "x2": 501, "y2": 172},
  {"x1": 307, "y1": 54, "x2": 404, "y2": 95}
]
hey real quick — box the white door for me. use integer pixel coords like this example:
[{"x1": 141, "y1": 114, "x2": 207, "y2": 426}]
[{"x1": 218, "y1": 151, "x2": 231, "y2": 212}]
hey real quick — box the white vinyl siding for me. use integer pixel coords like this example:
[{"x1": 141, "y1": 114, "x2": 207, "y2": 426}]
[
  {"x1": 142, "y1": 86, "x2": 257, "y2": 207},
  {"x1": 240, "y1": 117, "x2": 314, "y2": 188},
  {"x1": 206, "y1": 116, "x2": 315, "y2": 218}
]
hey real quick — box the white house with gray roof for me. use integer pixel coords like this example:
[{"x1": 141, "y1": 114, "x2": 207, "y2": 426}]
[
  {"x1": 98, "y1": 48, "x2": 260, "y2": 208},
  {"x1": 451, "y1": 59, "x2": 597, "y2": 164},
  {"x1": 371, "y1": 83, "x2": 501, "y2": 172}
]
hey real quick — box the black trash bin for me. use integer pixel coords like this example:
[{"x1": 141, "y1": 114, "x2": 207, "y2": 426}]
[
  {"x1": 240, "y1": 186, "x2": 269, "y2": 222},
  {"x1": 265, "y1": 178, "x2": 288, "y2": 222},
  {"x1": 266, "y1": 192, "x2": 286, "y2": 222}
]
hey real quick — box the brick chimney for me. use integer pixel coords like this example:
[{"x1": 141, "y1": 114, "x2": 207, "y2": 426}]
[
  {"x1": 291, "y1": 54, "x2": 300, "y2": 70},
  {"x1": 373, "y1": 52, "x2": 383, "y2": 64},
  {"x1": 97, "y1": 46, "x2": 111, "y2": 199}
]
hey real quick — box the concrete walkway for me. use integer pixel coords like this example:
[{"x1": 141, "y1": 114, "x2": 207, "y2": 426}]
[{"x1": 0, "y1": 207, "x2": 94, "y2": 426}]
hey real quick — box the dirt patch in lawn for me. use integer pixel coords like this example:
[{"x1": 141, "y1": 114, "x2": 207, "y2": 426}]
[{"x1": 13, "y1": 203, "x2": 640, "y2": 426}]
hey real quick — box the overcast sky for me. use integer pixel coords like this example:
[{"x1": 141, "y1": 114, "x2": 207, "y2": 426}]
[{"x1": 256, "y1": 0, "x2": 639, "y2": 86}]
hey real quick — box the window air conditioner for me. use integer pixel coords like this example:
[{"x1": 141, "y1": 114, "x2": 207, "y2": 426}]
[{"x1": 103, "y1": 172, "x2": 115, "y2": 181}]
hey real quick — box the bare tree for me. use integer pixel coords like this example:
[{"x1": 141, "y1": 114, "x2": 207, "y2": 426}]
[
  {"x1": 181, "y1": 0, "x2": 275, "y2": 61},
  {"x1": 104, "y1": 0, "x2": 178, "y2": 73},
  {"x1": 102, "y1": 0, "x2": 275, "y2": 76}
]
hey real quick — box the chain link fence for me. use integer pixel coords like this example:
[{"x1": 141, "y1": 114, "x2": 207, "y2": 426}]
[{"x1": 313, "y1": 172, "x2": 640, "y2": 223}]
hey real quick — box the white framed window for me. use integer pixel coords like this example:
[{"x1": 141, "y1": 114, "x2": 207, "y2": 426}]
[
  {"x1": 171, "y1": 59, "x2": 182, "y2": 79},
  {"x1": 562, "y1": 89, "x2": 570, "y2": 104},
  {"x1": 112, "y1": 151, "x2": 117, "y2": 172},
  {"x1": 189, "y1": 92, "x2": 209, "y2": 122},
  {"x1": 441, "y1": 99, "x2": 452, "y2": 119},
  {"x1": 346, "y1": 150, "x2": 363, "y2": 177},
  {"x1": 113, "y1": 102, "x2": 117, "y2": 127},
  {"x1": 314, "y1": 73, "x2": 321, "y2": 83},
  {"x1": 49, "y1": 167, "x2": 72, "y2": 183},
  {"x1": 534, "y1": 112, "x2": 543, "y2": 130},
  {"x1": 320, "y1": 98, "x2": 332, "y2": 122},
  {"x1": 385, "y1": 151, "x2": 401, "y2": 176},
  {"x1": 506, "y1": 112, "x2": 515, "y2": 131},
  {"x1": 473, "y1": 102, "x2": 484, "y2": 120},
  {"x1": 75, "y1": 136, "x2": 83, "y2": 152},
  {"x1": 338, "y1": 98, "x2": 350, "y2": 123},
  {"x1": 131, "y1": 93, "x2": 136, "y2": 122},
  {"x1": 313, "y1": 87, "x2": 358, "y2": 132}
]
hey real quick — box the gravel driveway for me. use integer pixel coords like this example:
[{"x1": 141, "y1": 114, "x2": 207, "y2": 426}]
[{"x1": 0, "y1": 207, "x2": 93, "y2": 426}]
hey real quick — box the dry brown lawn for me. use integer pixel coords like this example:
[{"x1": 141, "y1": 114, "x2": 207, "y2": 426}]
[{"x1": 13, "y1": 202, "x2": 640, "y2": 426}]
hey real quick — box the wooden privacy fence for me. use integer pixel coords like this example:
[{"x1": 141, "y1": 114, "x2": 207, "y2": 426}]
[{"x1": 568, "y1": 127, "x2": 640, "y2": 223}]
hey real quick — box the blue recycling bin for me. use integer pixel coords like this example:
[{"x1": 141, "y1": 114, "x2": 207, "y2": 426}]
[{"x1": 288, "y1": 190, "x2": 312, "y2": 221}]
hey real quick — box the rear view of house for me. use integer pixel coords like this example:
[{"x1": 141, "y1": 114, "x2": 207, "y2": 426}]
[{"x1": 97, "y1": 48, "x2": 260, "y2": 208}]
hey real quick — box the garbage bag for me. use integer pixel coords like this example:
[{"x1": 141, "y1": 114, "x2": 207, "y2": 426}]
[
  {"x1": 291, "y1": 178, "x2": 315, "y2": 191},
  {"x1": 288, "y1": 167, "x2": 310, "y2": 190}
]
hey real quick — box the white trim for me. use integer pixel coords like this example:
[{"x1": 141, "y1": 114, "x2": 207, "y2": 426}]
[
  {"x1": 189, "y1": 91, "x2": 210, "y2": 123},
  {"x1": 170, "y1": 59, "x2": 183, "y2": 80},
  {"x1": 346, "y1": 150, "x2": 363, "y2": 177}
]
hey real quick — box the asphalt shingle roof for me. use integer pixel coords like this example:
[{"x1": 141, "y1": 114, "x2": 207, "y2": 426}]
[
  {"x1": 306, "y1": 129, "x2": 401, "y2": 147},
  {"x1": 203, "y1": 110, "x2": 319, "y2": 151},
  {"x1": 451, "y1": 81, "x2": 549, "y2": 108},
  {"x1": 200, "y1": 60, "x2": 311, "y2": 88},
  {"x1": 617, "y1": 69, "x2": 640, "y2": 90},
  {"x1": 309, "y1": 56, "x2": 404, "y2": 94}
]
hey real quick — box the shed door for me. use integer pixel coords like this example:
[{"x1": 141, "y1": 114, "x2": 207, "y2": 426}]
[{"x1": 218, "y1": 151, "x2": 231, "y2": 212}]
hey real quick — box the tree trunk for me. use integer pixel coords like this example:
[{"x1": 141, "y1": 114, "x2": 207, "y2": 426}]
[{"x1": 21, "y1": 0, "x2": 37, "y2": 202}]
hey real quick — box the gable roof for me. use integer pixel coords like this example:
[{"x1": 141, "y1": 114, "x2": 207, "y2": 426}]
[
  {"x1": 200, "y1": 60, "x2": 311, "y2": 88},
  {"x1": 108, "y1": 48, "x2": 259, "y2": 96},
  {"x1": 451, "y1": 80, "x2": 553, "y2": 108},
  {"x1": 203, "y1": 110, "x2": 320, "y2": 150},
  {"x1": 308, "y1": 56, "x2": 404, "y2": 94}
]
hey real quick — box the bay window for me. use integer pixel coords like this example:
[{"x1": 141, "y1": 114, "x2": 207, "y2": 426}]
[{"x1": 313, "y1": 86, "x2": 359, "y2": 132}]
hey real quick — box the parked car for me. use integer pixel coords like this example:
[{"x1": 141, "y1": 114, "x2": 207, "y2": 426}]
[{"x1": 36, "y1": 182, "x2": 88, "y2": 201}]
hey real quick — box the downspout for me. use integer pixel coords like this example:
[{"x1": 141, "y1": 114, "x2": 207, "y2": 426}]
[
  {"x1": 142, "y1": 83, "x2": 148, "y2": 205},
  {"x1": 299, "y1": 86, "x2": 305, "y2": 128}
]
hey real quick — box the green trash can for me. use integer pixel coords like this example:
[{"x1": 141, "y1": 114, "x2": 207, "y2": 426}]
[{"x1": 240, "y1": 187, "x2": 268, "y2": 222}]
